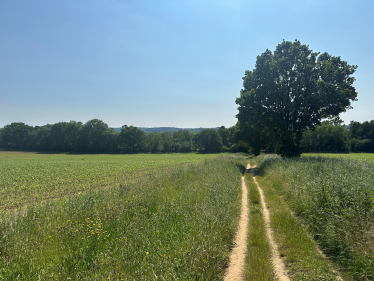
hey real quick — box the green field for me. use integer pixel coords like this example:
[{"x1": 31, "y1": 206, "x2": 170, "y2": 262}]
[
  {"x1": 0, "y1": 152, "x2": 222, "y2": 210},
  {"x1": 0, "y1": 152, "x2": 247, "y2": 280},
  {"x1": 303, "y1": 152, "x2": 374, "y2": 162}
]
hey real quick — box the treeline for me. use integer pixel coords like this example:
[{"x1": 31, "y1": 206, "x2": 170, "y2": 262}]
[
  {"x1": 115, "y1": 127, "x2": 217, "y2": 133},
  {"x1": 1, "y1": 119, "x2": 373, "y2": 154},
  {"x1": 301, "y1": 120, "x2": 374, "y2": 153},
  {"x1": 0, "y1": 119, "x2": 244, "y2": 153}
]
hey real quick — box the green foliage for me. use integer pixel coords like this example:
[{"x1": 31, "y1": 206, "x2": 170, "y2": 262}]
[
  {"x1": 48, "y1": 121, "x2": 82, "y2": 151},
  {"x1": 145, "y1": 132, "x2": 163, "y2": 153},
  {"x1": 348, "y1": 120, "x2": 374, "y2": 152},
  {"x1": 172, "y1": 130, "x2": 193, "y2": 152},
  {"x1": 218, "y1": 126, "x2": 230, "y2": 147},
  {"x1": 119, "y1": 125, "x2": 146, "y2": 152},
  {"x1": 194, "y1": 129, "x2": 223, "y2": 153},
  {"x1": 0, "y1": 155, "x2": 246, "y2": 280},
  {"x1": 76, "y1": 119, "x2": 116, "y2": 153},
  {"x1": 301, "y1": 123, "x2": 348, "y2": 152},
  {"x1": 236, "y1": 40, "x2": 357, "y2": 157},
  {"x1": 349, "y1": 138, "x2": 374, "y2": 152},
  {"x1": 0, "y1": 122, "x2": 34, "y2": 150},
  {"x1": 350, "y1": 120, "x2": 374, "y2": 140},
  {"x1": 257, "y1": 155, "x2": 374, "y2": 280},
  {"x1": 0, "y1": 120, "x2": 223, "y2": 154}
]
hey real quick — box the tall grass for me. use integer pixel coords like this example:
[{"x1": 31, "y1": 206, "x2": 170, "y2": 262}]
[
  {"x1": 0, "y1": 155, "x2": 246, "y2": 280},
  {"x1": 258, "y1": 155, "x2": 374, "y2": 280},
  {"x1": 303, "y1": 152, "x2": 374, "y2": 162}
]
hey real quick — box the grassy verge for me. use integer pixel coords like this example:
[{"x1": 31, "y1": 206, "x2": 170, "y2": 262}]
[
  {"x1": 244, "y1": 172, "x2": 275, "y2": 281},
  {"x1": 252, "y1": 156, "x2": 339, "y2": 281},
  {"x1": 255, "y1": 155, "x2": 374, "y2": 280},
  {"x1": 0, "y1": 155, "x2": 246, "y2": 280}
]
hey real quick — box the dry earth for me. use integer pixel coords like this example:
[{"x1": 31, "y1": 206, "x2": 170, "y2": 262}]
[{"x1": 224, "y1": 164, "x2": 250, "y2": 281}]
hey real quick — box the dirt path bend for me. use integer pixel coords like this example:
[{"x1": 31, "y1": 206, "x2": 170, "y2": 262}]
[
  {"x1": 224, "y1": 164, "x2": 250, "y2": 281},
  {"x1": 251, "y1": 167, "x2": 290, "y2": 281}
]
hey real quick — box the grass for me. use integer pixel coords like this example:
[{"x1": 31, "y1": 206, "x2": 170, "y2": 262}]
[
  {"x1": 255, "y1": 155, "x2": 374, "y2": 280},
  {"x1": 303, "y1": 152, "x2": 374, "y2": 162},
  {"x1": 244, "y1": 172, "x2": 275, "y2": 281},
  {"x1": 0, "y1": 155, "x2": 247, "y2": 280},
  {"x1": 0, "y1": 152, "x2": 222, "y2": 210}
]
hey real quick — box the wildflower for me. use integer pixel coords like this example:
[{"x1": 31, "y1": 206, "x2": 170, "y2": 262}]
[
  {"x1": 146, "y1": 252, "x2": 149, "y2": 255},
  {"x1": 48, "y1": 236, "x2": 51, "y2": 238}
]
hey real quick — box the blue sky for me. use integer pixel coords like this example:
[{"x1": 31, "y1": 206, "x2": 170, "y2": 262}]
[{"x1": 1, "y1": 0, "x2": 373, "y2": 128}]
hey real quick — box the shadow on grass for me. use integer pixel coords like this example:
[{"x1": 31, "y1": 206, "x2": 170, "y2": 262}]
[
  {"x1": 236, "y1": 163, "x2": 247, "y2": 175},
  {"x1": 251, "y1": 167, "x2": 263, "y2": 177}
]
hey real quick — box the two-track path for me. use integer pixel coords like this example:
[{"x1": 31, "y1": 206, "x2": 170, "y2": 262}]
[{"x1": 224, "y1": 164, "x2": 289, "y2": 281}]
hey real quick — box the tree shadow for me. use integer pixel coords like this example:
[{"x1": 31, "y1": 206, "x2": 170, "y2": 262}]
[
  {"x1": 251, "y1": 166, "x2": 263, "y2": 177},
  {"x1": 236, "y1": 163, "x2": 247, "y2": 175}
]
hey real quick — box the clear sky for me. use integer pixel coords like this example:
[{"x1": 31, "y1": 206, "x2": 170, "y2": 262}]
[{"x1": 1, "y1": 0, "x2": 373, "y2": 128}]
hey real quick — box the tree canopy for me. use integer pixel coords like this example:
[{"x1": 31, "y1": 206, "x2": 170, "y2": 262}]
[
  {"x1": 194, "y1": 129, "x2": 223, "y2": 153},
  {"x1": 236, "y1": 40, "x2": 358, "y2": 157}
]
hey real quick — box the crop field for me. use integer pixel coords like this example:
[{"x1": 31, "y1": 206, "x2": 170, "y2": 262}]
[
  {"x1": 0, "y1": 152, "x2": 221, "y2": 210},
  {"x1": 0, "y1": 153, "x2": 247, "y2": 280},
  {"x1": 303, "y1": 152, "x2": 374, "y2": 162},
  {"x1": 253, "y1": 155, "x2": 374, "y2": 280}
]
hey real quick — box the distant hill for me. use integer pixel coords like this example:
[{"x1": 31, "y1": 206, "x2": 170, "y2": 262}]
[{"x1": 113, "y1": 127, "x2": 219, "y2": 133}]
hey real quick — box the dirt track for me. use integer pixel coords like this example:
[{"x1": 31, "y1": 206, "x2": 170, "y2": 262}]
[
  {"x1": 224, "y1": 164, "x2": 250, "y2": 281},
  {"x1": 225, "y1": 164, "x2": 290, "y2": 281}
]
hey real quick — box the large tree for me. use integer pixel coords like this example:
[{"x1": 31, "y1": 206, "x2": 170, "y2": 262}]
[
  {"x1": 194, "y1": 129, "x2": 223, "y2": 153},
  {"x1": 76, "y1": 119, "x2": 114, "y2": 153},
  {"x1": 0, "y1": 122, "x2": 34, "y2": 150},
  {"x1": 119, "y1": 125, "x2": 146, "y2": 152},
  {"x1": 236, "y1": 40, "x2": 358, "y2": 157}
]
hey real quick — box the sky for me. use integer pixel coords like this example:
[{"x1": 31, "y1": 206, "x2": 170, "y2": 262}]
[{"x1": 1, "y1": 0, "x2": 373, "y2": 128}]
